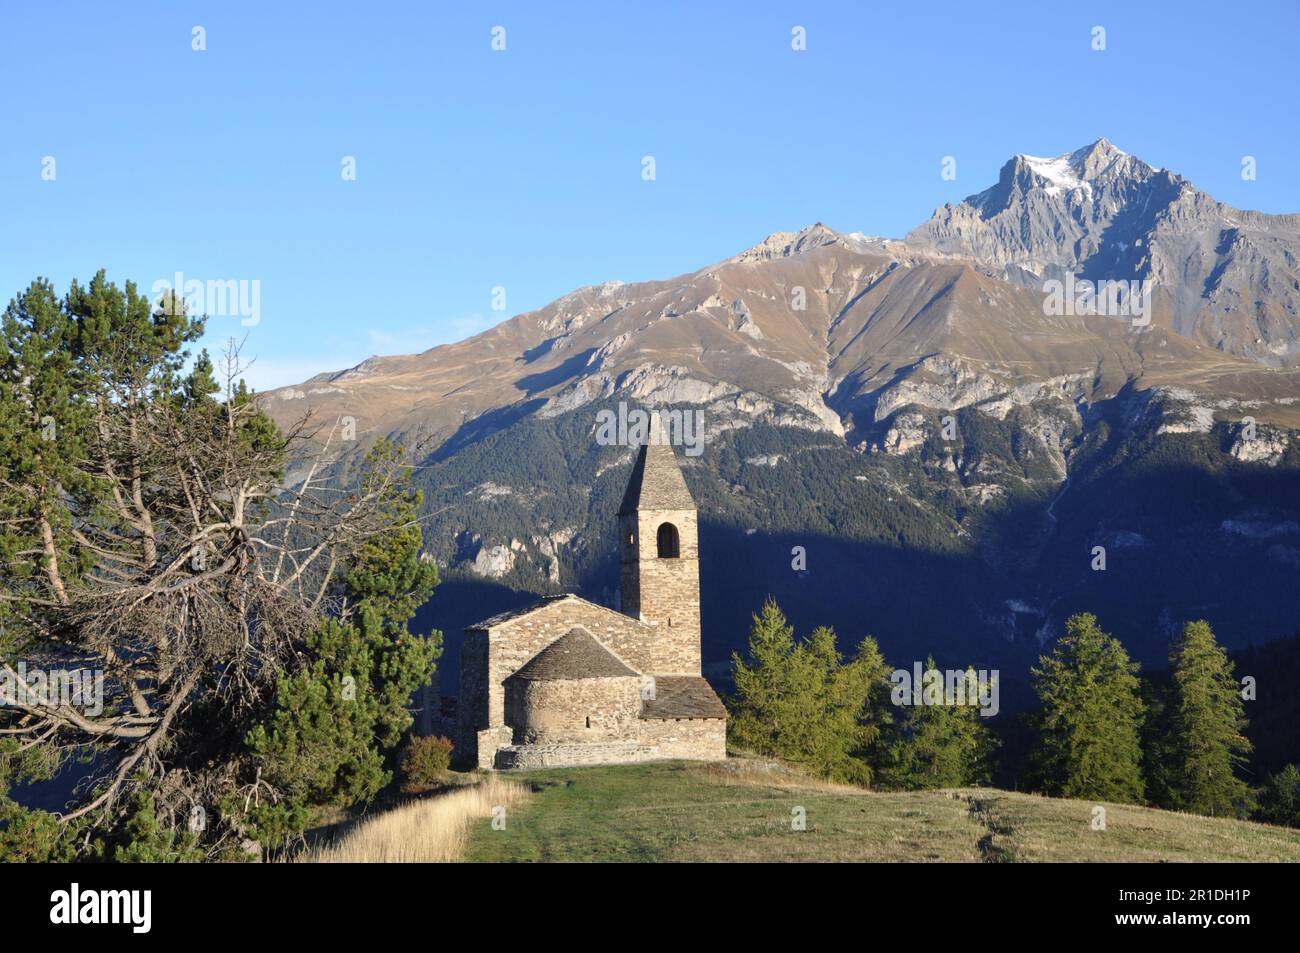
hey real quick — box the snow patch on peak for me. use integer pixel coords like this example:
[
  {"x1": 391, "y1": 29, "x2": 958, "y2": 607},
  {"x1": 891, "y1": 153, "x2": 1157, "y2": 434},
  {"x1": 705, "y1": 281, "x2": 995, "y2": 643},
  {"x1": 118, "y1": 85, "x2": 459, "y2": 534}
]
[
  {"x1": 1018, "y1": 139, "x2": 1143, "y2": 197},
  {"x1": 1021, "y1": 154, "x2": 1094, "y2": 198}
]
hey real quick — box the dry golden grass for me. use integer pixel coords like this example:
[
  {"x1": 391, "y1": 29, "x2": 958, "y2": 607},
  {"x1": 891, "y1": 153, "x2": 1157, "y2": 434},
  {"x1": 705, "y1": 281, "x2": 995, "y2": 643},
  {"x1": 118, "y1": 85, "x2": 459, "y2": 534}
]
[{"x1": 303, "y1": 776, "x2": 529, "y2": 863}]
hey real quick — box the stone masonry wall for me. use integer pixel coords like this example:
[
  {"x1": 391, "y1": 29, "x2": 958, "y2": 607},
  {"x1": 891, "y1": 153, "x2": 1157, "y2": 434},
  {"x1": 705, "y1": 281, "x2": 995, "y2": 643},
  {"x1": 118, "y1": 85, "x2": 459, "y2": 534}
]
[
  {"x1": 494, "y1": 740, "x2": 652, "y2": 770},
  {"x1": 480, "y1": 596, "x2": 703, "y2": 726},
  {"x1": 475, "y1": 726, "x2": 513, "y2": 770},
  {"x1": 494, "y1": 719, "x2": 725, "y2": 769},
  {"x1": 462, "y1": 589, "x2": 714, "y2": 767},
  {"x1": 457, "y1": 629, "x2": 490, "y2": 763},
  {"x1": 638, "y1": 717, "x2": 727, "y2": 761},
  {"x1": 619, "y1": 507, "x2": 701, "y2": 674},
  {"x1": 480, "y1": 599, "x2": 643, "y2": 730},
  {"x1": 505, "y1": 675, "x2": 641, "y2": 745}
]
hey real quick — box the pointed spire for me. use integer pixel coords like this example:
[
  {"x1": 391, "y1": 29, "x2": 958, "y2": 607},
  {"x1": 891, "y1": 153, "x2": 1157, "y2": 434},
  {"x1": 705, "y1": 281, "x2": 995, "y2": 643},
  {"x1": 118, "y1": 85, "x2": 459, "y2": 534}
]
[{"x1": 618, "y1": 411, "x2": 695, "y2": 516}]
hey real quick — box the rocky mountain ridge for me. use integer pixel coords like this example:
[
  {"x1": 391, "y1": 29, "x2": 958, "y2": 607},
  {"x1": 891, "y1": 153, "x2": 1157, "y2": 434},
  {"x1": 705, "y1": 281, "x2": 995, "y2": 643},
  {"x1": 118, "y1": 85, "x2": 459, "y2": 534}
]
[
  {"x1": 908, "y1": 138, "x2": 1300, "y2": 366},
  {"x1": 268, "y1": 140, "x2": 1300, "y2": 471}
]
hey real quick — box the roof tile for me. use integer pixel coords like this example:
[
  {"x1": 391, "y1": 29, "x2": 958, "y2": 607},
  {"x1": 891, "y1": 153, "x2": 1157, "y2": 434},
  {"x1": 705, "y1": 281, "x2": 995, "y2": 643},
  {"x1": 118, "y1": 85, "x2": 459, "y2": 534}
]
[
  {"x1": 508, "y1": 627, "x2": 639, "y2": 681},
  {"x1": 640, "y1": 675, "x2": 727, "y2": 720}
]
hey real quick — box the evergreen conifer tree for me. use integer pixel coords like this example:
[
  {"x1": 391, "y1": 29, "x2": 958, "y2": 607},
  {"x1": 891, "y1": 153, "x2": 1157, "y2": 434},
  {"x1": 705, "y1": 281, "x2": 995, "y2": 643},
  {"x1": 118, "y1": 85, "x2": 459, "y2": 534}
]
[
  {"x1": 885, "y1": 659, "x2": 996, "y2": 789},
  {"x1": 1163, "y1": 620, "x2": 1251, "y2": 816},
  {"x1": 728, "y1": 599, "x2": 891, "y2": 784},
  {"x1": 1030, "y1": 613, "x2": 1146, "y2": 803}
]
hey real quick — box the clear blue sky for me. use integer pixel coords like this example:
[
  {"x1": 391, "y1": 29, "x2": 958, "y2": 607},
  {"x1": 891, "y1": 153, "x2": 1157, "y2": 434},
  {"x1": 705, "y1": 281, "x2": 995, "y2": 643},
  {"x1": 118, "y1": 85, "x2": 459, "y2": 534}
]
[{"x1": 3, "y1": 0, "x2": 1297, "y2": 390}]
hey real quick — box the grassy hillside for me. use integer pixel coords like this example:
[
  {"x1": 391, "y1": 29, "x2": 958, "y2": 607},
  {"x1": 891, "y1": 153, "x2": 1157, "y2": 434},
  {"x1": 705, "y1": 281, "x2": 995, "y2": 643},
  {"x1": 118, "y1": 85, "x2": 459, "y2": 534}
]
[{"x1": 461, "y1": 760, "x2": 1300, "y2": 863}]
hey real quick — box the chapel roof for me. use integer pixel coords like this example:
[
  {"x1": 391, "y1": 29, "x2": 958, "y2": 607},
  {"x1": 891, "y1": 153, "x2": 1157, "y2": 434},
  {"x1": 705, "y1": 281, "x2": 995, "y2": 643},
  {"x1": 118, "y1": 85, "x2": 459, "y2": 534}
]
[
  {"x1": 467, "y1": 593, "x2": 577, "y2": 630},
  {"x1": 639, "y1": 675, "x2": 728, "y2": 720},
  {"x1": 508, "y1": 626, "x2": 639, "y2": 682},
  {"x1": 465, "y1": 592, "x2": 644, "y2": 634}
]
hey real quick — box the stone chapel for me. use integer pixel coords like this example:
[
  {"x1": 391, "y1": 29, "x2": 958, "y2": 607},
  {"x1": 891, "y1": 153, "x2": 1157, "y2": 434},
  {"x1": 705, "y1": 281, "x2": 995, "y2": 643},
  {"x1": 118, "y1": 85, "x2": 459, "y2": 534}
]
[{"x1": 456, "y1": 416, "x2": 727, "y2": 769}]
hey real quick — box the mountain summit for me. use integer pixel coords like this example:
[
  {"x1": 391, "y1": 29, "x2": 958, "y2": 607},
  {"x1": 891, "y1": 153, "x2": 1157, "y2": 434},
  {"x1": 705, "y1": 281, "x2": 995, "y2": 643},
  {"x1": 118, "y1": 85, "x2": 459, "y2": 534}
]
[
  {"x1": 908, "y1": 140, "x2": 1300, "y2": 364},
  {"x1": 907, "y1": 138, "x2": 1172, "y2": 275},
  {"x1": 1017, "y1": 137, "x2": 1146, "y2": 193}
]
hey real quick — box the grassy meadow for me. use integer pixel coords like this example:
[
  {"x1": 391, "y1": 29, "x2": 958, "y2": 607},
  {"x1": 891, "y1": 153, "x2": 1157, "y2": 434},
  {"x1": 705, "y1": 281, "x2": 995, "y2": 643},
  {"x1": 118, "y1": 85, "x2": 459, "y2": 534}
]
[
  {"x1": 301, "y1": 759, "x2": 1300, "y2": 863},
  {"x1": 460, "y1": 760, "x2": 1300, "y2": 863}
]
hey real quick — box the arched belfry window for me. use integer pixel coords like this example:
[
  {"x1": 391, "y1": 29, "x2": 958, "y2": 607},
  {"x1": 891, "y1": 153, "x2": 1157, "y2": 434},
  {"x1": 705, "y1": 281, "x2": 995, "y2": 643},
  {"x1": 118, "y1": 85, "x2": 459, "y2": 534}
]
[{"x1": 656, "y1": 522, "x2": 680, "y2": 559}]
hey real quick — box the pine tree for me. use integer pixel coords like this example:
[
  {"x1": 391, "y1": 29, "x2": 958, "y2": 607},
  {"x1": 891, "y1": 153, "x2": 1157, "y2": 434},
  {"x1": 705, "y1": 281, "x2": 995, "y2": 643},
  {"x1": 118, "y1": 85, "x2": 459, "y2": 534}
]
[
  {"x1": 1, "y1": 272, "x2": 446, "y2": 859},
  {"x1": 885, "y1": 659, "x2": 997, "y2": 790},
  {"x1": 1254, "y1": 764, "x2": 1300, "y2": 828},
  {"x1": 801, "y1": 625, "x2": 893, "y2": 784},
  {"x1": 1163, "y1": 620, "x2": 1251, "y2": 816},
  {"x1": 243, "y1": 441, "x2": 442, "y2": 851},
  {"x1": 1030, "y1": 613, "x2": 1146, "y2": 803},
  {"x1": 0, "y1": 278, "x2": 94, "y2": 615},
  {"x1": 727, "y1": 599, "x2": 891, "y2": 784},
  {"x1": 728, "y1": 598, "x2": 799, "y2": 757},
  {"x1": 0, "y1": 737, "x2": 77, "y2": 862},
  {"x1": 1139, "y1": 677, "x2": 1177, "y2": 809}
]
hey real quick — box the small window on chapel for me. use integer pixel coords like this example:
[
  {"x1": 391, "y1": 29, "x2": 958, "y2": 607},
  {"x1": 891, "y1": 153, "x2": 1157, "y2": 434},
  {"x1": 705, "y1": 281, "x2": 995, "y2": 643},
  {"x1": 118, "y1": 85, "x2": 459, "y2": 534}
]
[
  {"x1": 585, "y1": 715, "x2": 592, "y2": 729},
  {"x1": 656, "y1": 522, "x2": 680, "y2": 559}
]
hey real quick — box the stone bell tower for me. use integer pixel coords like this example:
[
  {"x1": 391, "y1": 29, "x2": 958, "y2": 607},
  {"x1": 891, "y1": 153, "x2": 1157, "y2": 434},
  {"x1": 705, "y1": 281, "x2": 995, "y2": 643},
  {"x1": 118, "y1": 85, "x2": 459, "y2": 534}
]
[{"x1": 617, "y1": 413, "x2": 701, "y2": 675}]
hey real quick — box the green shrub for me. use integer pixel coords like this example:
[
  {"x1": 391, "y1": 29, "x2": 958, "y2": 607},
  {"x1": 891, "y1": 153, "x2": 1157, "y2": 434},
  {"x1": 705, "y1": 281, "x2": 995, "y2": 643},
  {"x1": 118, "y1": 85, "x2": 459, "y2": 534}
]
[{"x1": 401, "y1": 736, "x2": 454, "y2": 792}]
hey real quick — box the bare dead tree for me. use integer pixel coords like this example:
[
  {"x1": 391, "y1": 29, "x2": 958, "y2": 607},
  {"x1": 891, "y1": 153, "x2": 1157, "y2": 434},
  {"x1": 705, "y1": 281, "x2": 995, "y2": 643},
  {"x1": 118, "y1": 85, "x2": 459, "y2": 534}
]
[{"x1": 1, "y1": 326, "x2": 422, "y2": 854}]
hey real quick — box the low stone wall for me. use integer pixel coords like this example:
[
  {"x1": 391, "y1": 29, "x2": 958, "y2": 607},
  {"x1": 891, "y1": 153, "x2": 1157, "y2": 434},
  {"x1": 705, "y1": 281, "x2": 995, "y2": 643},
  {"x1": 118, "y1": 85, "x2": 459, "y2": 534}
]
[
  {"x1": 494, "y1": 740, "x2": 653, "y2": 770},
  {"x1": 638, "y1": 717, "x2": 727, "y2": 761},
  {"x1": 490, "y1": 717, "x2": 726, "y2": 769}
]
